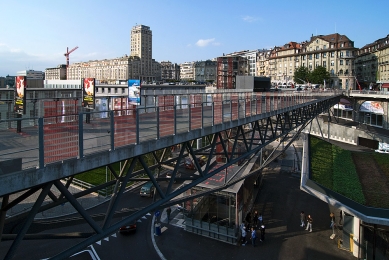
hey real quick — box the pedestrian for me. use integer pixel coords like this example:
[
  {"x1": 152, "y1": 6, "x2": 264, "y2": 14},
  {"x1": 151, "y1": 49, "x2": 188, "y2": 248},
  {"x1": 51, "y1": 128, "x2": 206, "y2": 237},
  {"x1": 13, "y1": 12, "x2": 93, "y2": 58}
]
[
  {"x1": 253, "y1": 211, "x2": 259, "y2": 227},
  {"x1": 166, "y1": 207, "x2": 171, "y2": 223},
  {"x1": 260, "y1": 224, "x2": 265, "y2": 242},
  {"x1": 306, "y1": 214, "x2": 313, "y2": 232},
  {"x1": 240, "y1": 222, "x2": 245, "y2": 232},
  {"x1": 251, "y1": 227, "x2": 257, "y2": 247},
  {"x1": 258, "y1": 213, "x2": 263, "y2": 225},
  {"x1": 330, "y1": 212, "x2": 335, "y2": 228},
  {"x1": 300, "y1": 211, "x2": 306, "y2": 227},
  {"x1": 241, "y1": 226, "x2": 247, "y2": 246}
]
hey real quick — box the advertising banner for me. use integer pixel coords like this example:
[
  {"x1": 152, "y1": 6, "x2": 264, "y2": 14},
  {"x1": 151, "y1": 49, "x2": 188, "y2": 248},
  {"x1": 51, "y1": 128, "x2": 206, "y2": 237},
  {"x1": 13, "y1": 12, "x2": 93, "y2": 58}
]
[
  {"x1": 128, "y1": 79, "x2": 141, "y2": 105},
  {"x1": 360, "y1": 101, "x2": 384, "y2": 114},
  {"x1": 96, "y1": 98, "x2": 108, "y2": 118},
  {"x1": 15, "y1": 76, "x2": 26, "y2": 114},
  {"x1": 333, "y1": 98, "x2": 353, "y2": 110},
  {"x1": 82, "y1": 78, "x2": 95, "y2": 109}
]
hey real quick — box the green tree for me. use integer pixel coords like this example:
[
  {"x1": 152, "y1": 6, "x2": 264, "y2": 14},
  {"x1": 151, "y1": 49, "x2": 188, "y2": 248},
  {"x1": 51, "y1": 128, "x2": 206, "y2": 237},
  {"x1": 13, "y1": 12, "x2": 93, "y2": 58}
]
[
  {"x1": 293, "y1": 67, "x2": 310, "y2": 84},
  {"x1": 310, "y1": 66, "x2": 330, "y2": 84}
]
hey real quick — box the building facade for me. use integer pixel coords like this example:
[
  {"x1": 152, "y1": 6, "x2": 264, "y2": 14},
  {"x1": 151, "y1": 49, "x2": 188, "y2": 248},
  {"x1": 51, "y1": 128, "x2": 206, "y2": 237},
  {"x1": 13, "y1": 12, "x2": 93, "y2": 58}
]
[
  {"x1": 0, "y1": 77, "x2": 5, "y2": 88},
  {"x1": 45, "y1": 64, "x2": 67, "y2": 80},
  {"x1": 256, "y1": 49, "x2": 272, "y2": 77},
  {"x1": 216, "y1": 56, "x2": 248, "y2": 89},
  {"x1": 225, "y1": 50, "x2": 258, "y2": 76},
  {"x1": 180, "y1": 62, "x2": 195, "y2": 82},
  {"x1": 160, "y1": 61, "x2": 180, "y2": 82},
  {"x1": 355, "y1": 34, "x2": 389, "y2": 89},
  {"x1": 267, "y1": 33, "x2": 357, "y2": 89},
  {"x1": 193, "y1": 60, "x2": 216, "y2": 83},
  {"x1": 130, "y1": 24, "x2": 154, "y2": 83}
]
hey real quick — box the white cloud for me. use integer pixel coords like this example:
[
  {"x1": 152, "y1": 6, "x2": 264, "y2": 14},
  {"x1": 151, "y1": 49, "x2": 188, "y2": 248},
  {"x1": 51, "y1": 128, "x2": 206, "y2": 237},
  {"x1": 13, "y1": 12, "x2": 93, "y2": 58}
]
[
  {"x1": 242, "y1": 15, "x2": 259, "y2": 23},
  {"x1": 195, "y1": 38, "x2": 220, "y2": 47}
]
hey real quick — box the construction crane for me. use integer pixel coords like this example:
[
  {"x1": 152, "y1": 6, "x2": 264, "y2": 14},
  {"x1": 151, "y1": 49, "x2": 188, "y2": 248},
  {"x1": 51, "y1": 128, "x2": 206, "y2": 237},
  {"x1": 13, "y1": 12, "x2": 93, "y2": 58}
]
[{"x1": 64, "y1": 46, "x2": 79, "y2": 67}]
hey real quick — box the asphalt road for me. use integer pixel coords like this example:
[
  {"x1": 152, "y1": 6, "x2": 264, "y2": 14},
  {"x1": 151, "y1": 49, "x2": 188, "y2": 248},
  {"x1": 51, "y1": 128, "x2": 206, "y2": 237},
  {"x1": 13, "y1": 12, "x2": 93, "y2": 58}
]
[{"x1": 0, "y1": 179, "x2": 182, "y2": 260}]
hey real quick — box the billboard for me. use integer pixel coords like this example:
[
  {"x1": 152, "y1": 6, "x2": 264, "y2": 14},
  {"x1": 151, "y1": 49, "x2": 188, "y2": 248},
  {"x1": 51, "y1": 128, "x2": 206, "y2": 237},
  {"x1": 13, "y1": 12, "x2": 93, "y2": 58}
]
[
  {"x1": 128, "y1": 79, "x2": 141, "y2": 105},
  {"x1": 15, "y1": 76, "x2": 26, "y2": 114},
  {"x1": 82, "y1": 78, "x2": 95, "y2": 109},
  {"x1": 333, "y1": 98, "x2": 353, "y2": 111},
  {"x1": 360, "y1": 101, "x2": 384, "y2": 114}
]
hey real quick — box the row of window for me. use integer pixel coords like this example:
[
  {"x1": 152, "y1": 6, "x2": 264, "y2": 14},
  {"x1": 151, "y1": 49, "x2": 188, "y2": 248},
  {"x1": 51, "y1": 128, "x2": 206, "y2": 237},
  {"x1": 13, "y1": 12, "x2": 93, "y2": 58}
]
[{"x1": 334, "y1": 109, "x2": 383, "y2": 127}]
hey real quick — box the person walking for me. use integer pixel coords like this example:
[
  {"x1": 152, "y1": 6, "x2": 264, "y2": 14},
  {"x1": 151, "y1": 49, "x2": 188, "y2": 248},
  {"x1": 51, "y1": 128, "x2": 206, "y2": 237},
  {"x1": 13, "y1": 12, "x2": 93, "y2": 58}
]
[
  {"x1": 241, "y1": 226, "x2": 247, "y2": 246},
  {"x1": 253, "y1": 211, "x2": 259, "y2": 228},
  {"x1": 330, "y1": 212, "x2": 335, "y2": 228},
  {"x1": 251, "y1": 227, "x2": 257, "y2": 247},
  {"x1": 260, "y1": 224, "x2": 266, "y2": 242},
  {"x1": 166, "y1": 207, "x2": 171, "y2": 223},
  {"x1": 300, "y1": 211, "x2": 306, "y2": 227},
  {"x1": 306, "y1": 214, "x2": 313, "y2": 232}
]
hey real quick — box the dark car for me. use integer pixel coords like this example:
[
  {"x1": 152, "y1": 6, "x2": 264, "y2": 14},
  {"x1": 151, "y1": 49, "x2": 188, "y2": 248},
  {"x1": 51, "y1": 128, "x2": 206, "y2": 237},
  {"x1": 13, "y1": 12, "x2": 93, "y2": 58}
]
[{"x1": 119, "y1": 221, "x2": 137, "y2": 234}]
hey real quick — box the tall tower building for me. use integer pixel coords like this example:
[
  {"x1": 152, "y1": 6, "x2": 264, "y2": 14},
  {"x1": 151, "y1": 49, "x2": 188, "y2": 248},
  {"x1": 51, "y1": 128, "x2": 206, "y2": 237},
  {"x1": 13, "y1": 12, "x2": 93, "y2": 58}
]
[{"x1": 130, "y1": 24, "x2": 153, "y2": 82}]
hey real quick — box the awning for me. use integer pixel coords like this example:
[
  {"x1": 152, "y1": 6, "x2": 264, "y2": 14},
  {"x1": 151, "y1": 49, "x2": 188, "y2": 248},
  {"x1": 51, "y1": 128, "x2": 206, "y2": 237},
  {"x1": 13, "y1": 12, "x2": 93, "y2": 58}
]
[{"x1": 382, "y1": 83, "x2": 389, "y2": 88}]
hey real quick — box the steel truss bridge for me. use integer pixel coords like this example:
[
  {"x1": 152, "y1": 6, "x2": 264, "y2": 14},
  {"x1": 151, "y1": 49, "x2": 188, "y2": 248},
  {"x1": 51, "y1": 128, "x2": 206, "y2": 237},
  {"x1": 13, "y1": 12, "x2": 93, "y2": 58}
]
[{"x1": 0, "y1": 90, "x2": 341, "y2": 259}]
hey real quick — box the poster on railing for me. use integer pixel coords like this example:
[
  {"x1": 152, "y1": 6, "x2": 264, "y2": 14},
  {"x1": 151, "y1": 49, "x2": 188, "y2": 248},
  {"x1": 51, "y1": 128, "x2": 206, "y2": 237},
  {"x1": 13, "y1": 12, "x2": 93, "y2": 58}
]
[
  {"x1": 14, "y1": 76, "x2": 26, "y2": 114},
  {"x1": 128, "y1": 79, "x2": 141, "y2": 105},
  {"x1": 82, "y1": 78, "x2": 95, "y2": 109}
]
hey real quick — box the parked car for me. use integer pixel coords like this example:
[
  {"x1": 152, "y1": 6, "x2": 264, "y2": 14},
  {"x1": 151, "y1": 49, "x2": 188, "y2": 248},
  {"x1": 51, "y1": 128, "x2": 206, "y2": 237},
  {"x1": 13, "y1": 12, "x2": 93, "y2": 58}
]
[{"x1": 140, "y1": 182, "x2": 155, "y2": 197}]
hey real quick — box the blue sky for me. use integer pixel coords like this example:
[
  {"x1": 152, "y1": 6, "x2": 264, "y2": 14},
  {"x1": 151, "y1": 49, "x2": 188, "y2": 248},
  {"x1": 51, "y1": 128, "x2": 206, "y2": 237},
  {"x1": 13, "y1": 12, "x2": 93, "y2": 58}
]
[{"x1": 0, "y1": 0, "x2": 388, "y2": 76}]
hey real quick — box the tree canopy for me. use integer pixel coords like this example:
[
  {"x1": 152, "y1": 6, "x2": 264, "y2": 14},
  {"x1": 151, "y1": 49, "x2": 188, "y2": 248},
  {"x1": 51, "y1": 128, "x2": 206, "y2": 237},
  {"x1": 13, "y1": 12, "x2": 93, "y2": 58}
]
[
  {"x1": 293, "y1": 67, "x2": 310, "y2": 84},
  {"x1": 293, "y1": 66, "x2": 331, "y2": 85},
  {"x1": 309, "y1": 66, "x2": 330, "y2": 84}
]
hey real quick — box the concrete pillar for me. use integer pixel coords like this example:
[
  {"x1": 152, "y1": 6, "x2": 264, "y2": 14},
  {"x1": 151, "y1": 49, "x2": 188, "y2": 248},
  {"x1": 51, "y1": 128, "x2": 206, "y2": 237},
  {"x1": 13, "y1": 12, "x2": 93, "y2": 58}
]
[
  {"x1": 197, "y1": 138, "x2": 202, "y2": 149},
  {"x1": 300, "y1": 133, "x2": 309, "y2": 187},
  {"x1": 353, "y1": 216, "x2": 361, "y2": 258}
]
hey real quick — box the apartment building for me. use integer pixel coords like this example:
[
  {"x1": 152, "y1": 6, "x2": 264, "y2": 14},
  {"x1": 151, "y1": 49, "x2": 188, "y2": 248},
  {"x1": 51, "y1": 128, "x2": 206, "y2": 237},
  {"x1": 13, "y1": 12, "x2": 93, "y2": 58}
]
[
  {"x1": 256, "y1": 49, "x2": 272, "y2": 77},
  {"x1": 216, "y1": 56, "x2": 248, "y2": 89},
  {"x1": 67, "y1": 55, "x2": 137, "y2": 83},
  {"x1": 160, "y1": 61, "x2": 180, "y2": 82},
  {"x1": 356, "y1": 34, "x2": 389, "y2": 89},
  {"x1": 225, "y1": 50, "x2": 257, "y2": 76},
  {"x1": 45, "y1": 64, "x2": 67, "y2": 80},
  {"x1": 193, "y1": 60, "x2": 217, "y2": 83},
  {"x1": 268, "y1": 33, "x2": 357, "y2": 89},
  {"x1": 180, "y1": 62, "x2": 195, "y2": 81}
]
